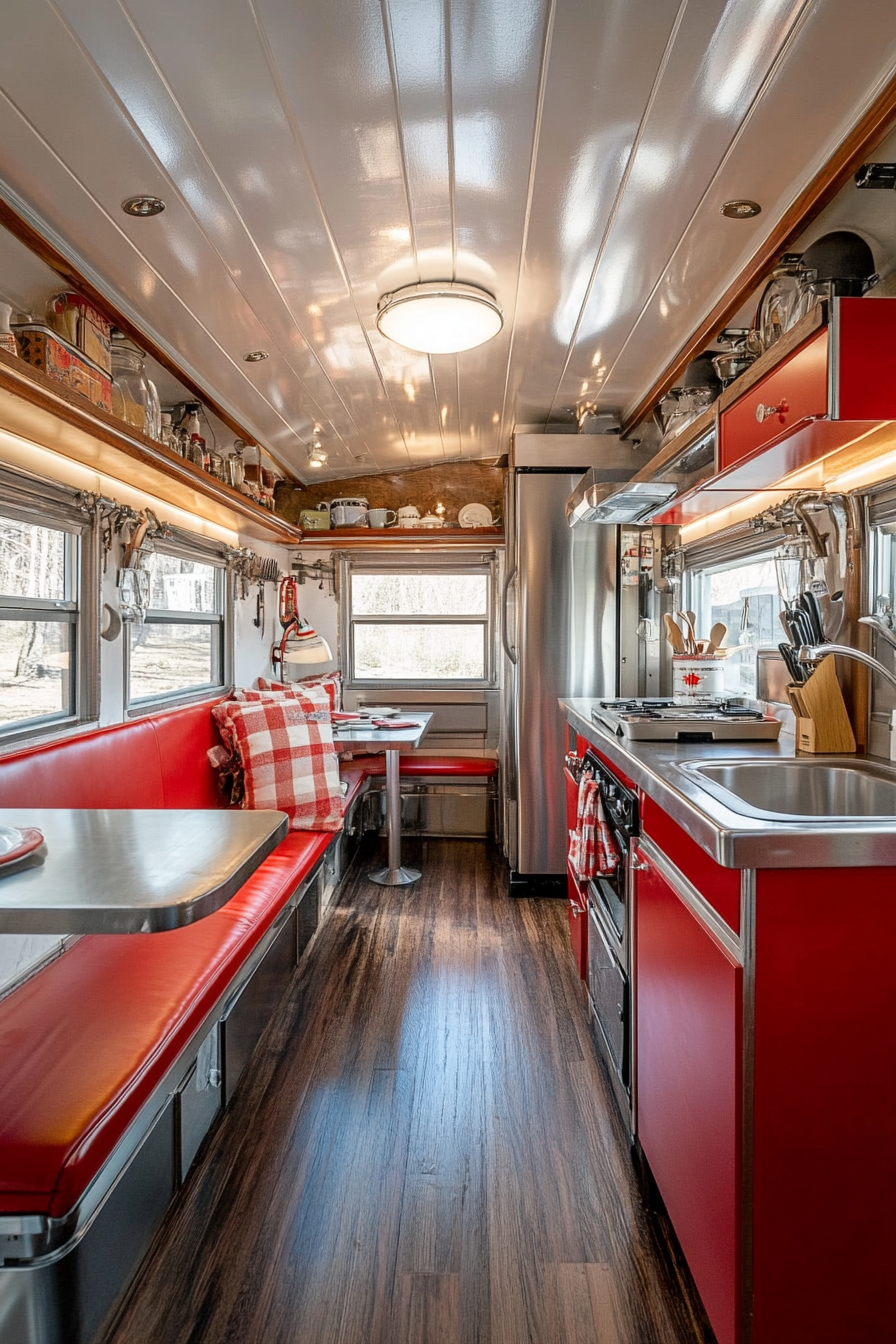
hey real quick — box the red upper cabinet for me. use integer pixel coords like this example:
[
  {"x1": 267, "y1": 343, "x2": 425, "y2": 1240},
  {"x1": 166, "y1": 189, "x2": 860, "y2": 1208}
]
[
  {"x1": 655, "y1": 298, "x2": 896, "y2": 525},
  {"x1": 719, "y1": 328, "x2": 829, "y2": 471}
]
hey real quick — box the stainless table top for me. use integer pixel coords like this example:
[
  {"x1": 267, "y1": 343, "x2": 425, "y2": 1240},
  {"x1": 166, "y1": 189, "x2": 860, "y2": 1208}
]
[
  {"x1": 561, "y1": 698, "x2": 896, "y2": 869},
  {"x1": 0, "y1": 808, "x2": 289, "y2": 934},
  {"x1": 332, "y1": 711, "x2": 433, "y2": 753}
]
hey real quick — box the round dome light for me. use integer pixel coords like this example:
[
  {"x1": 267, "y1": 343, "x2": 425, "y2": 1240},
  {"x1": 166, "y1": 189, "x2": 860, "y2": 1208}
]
[{"x1": 376, "y1": 281, "x2": 503, "y2": 354}]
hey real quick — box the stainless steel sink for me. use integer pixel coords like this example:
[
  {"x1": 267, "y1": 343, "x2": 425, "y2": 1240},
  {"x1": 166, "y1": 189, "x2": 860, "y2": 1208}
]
[{"x1": 677, "y1": 758, "x2": 896, "y2": 822}]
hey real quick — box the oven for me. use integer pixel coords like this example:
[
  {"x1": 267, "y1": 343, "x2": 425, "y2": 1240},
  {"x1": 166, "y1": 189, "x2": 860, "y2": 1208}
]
[{"x1": 581, "y1": 750, "x2": 638, "y2": 1131}]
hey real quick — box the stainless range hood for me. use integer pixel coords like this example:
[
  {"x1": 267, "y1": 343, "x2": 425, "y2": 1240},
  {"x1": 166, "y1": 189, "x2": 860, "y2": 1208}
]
[
  {"x1": 566, "y1": 416, "x2": 718, "y2": 526},
  {"x1": 566, "y1": 471, "x2": 677, "y2": 525}
]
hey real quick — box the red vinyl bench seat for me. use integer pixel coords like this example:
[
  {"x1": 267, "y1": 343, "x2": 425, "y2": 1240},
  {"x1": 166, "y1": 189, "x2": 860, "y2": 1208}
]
[
  {"x1": 0, "y1": 705, "x2": 493, "y2": 1231},
  {"x1": 349, "y1": 754, "x2": 498, "y2": 777},
  {"x1": 0, "y1": 829, "x2": 331, "y2": 1220}
]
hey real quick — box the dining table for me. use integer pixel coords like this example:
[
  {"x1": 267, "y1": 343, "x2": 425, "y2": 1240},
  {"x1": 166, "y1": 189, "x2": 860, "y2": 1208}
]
[
  {"x1": 0, "y1": 807, "x2": 288, "y2": 934},
  {"x1": 332, "y1": 711, "x2": 433, "y2": 886}
]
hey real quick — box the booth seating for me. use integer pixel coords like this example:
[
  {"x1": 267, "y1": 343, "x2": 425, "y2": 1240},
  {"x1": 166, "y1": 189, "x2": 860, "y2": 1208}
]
[
  {"x1": 349, "y1": 753, "x2": 499, "y2": 839},
  {"x1": 0, "y1": 704, "x2": 497, "y2": 1344}
]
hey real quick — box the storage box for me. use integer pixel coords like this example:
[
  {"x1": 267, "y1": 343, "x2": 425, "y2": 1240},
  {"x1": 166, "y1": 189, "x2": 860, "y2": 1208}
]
[
  {"x1": 48, "y1": 292, "x2": 113, "y2": 374},
  {"x1": 12, "y1": 322, "x2": 113, "y2": 412}
]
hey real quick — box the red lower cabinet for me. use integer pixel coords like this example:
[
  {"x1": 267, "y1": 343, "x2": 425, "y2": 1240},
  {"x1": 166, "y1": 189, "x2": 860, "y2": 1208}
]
[{"x1": 635, "y1": 849, "x2": 741, "y2": 1344}]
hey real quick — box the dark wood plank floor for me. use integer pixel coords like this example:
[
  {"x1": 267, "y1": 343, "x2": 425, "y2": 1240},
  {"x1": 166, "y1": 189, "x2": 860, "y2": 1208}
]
[{"x1": 103, "y1": 838, "x2": 716, "y2": 1344}]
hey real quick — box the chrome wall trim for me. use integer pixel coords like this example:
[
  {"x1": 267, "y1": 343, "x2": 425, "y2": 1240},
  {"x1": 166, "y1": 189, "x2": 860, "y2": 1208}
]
[
  {"x1": 740, "y1": 868, "x2": 757, "y2": 1344},
  {"x1": 637, "y1": 835, "x2": 743, "y2": 965},
  {"x1": 829, "y1": 297, "x2": 840, "y2": 420}
]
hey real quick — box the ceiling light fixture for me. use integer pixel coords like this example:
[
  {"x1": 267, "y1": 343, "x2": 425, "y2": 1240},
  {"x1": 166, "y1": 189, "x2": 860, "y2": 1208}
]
[
  {"x1": 720, "y1": 199, "x2": 762, "y2": 219},
  {"x1": 376, "y1": 281, "x2": 503, "y2": 354},
  {"x1": 243, "y1": 349, "x2": 269, "y2": 362},
  {"x1": 307, "y1": 437, "x2": 328, "y2": 469},
  {"x1": 121, "y1": 195, "x2": 166, "y2": 217}
]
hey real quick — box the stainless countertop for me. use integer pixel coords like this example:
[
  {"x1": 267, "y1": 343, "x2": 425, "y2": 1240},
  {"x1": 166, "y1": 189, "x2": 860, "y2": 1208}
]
[
  {"x1": 561, "y1": 698, "x2": 896, "y2": 869},
  {"x1": 0, "y1": 808, "x2": 289, "y2": 934}
]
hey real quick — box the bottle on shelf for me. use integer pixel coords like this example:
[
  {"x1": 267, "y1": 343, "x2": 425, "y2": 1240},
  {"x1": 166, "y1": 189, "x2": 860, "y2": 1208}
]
[
  {"x1": 0, "y1": 302, "x2": 19, "y2": 358},
  {"x1": 189, "y1": 433, "x2": 209, "y2": 471}
]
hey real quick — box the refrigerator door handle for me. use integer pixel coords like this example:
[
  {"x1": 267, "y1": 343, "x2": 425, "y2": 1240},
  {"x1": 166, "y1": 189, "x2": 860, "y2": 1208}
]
[{"x1": 501, "y1": 566, "x2": 519, "y2": 665}]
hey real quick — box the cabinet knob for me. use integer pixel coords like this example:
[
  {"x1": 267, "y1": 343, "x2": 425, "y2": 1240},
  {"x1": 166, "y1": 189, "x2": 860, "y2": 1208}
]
[
  {"x1": 631, "y1": 856, "x2": 650, "y2": 872},
  {"x1": 755, "y1": 399, "x2": 788, "y2": 423}
]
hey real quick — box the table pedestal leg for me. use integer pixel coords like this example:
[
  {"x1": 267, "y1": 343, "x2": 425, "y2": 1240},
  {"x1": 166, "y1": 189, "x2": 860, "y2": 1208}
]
[{"x1": 369, "y1": 748, "x2": 421, "y2": 886}]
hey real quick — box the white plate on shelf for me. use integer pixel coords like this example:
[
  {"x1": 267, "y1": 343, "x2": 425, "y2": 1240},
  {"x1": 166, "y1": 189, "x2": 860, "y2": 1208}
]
[
  {"x1": 458, "y1": 503, "x2": 493, "y2": 528},
  {"x1": 364, "y1": 706, "x2": 401, "y2": 716}
]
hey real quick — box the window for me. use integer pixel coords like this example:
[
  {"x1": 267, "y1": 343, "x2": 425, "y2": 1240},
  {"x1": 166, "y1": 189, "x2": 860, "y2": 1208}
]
[
  {"x1": 343, "y1": 559, "x2": 496, "y2": 685},
  {"x1": 687, "y1": 550, "x2": 782, "y2": 698},
  {"x1": 127, "y1": 549, "x2": 227, "y2": 706},
  {"x1": 0, "y1": 460, "x2": 99, "y2": 745}
]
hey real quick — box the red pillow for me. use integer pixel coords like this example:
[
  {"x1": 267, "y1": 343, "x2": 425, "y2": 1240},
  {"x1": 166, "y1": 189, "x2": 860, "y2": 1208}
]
[
  {"x1": 256, "y1": 670, "x2": 342, "y2": 711},
  {"x1": 227, "y1": 699, "x2": 344, "y2": 831}
]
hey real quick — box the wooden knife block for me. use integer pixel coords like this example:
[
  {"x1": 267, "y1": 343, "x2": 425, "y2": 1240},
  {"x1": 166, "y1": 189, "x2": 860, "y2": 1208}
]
[{"x1": 791, "y1": 655, "x2": 856, "y2": 754}]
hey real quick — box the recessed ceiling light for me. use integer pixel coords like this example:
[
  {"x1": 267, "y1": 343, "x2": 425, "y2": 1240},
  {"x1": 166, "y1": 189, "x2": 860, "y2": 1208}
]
[
  {"x1": 307, "y1": 439, "x2": 328, "y2": 469},
  {"x1": 121, "y1": 195, "x2": 165, "y2": 217},
  {"x1": 376, "y1": 281, "x2": 503, "y2": 354},
  {"x1": 243, "y1": 350, "x2": 269, "y2": 362},
  {"x1": 720, "y1": 199, "x2": 762, "y2": 219}
]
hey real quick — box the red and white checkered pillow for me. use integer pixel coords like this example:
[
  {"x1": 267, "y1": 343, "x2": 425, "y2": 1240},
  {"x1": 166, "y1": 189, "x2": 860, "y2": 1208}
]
[
  {"x1": 225, "y1": 699, "x2": 344, "y2": 831},
  {"x1": 256, "y1": 670, "x2": 342, "y2": 711}
]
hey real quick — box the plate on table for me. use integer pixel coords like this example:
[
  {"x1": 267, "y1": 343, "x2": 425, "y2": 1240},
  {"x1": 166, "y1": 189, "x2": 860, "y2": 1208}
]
[
  {"x1": 458, "y1": 503, "x2": 493, "y2": 528},
  {"x1": 0, "y1": 825, "x2": 44, "y2": 866}
]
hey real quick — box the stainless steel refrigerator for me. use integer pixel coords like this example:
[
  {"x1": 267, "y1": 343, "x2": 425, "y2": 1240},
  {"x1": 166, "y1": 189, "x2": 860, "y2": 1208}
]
[{"x1": 501, "y1": 467, "x2": 618, "y2": 888}]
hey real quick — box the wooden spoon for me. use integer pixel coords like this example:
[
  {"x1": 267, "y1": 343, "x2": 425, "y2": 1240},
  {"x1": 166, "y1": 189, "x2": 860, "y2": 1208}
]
[
  {"x1": 663, "y1": 613, "x2": 684, "y2": 653},
  {"x1": 677, "y1": 610, "x2": 697, "y2": 654},
  {"x1": 709, "y1": 621, "x2": 727, "y2": 650}
]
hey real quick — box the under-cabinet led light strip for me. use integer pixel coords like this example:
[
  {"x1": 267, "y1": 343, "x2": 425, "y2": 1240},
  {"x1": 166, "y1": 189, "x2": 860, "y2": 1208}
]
[{"x1": 0, "y1": 428, "x2": 241, "y2": 544}]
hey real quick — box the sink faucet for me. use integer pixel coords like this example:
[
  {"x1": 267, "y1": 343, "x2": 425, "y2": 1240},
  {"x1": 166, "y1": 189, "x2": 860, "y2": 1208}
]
[{"x1": 798, "y1": 643, "x2": 896, "y2": 694}]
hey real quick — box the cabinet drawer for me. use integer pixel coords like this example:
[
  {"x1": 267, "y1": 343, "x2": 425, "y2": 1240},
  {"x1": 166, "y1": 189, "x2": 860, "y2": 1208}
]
[{"x1": 719, "y1": 329, "x2": 828, "y2": 470}]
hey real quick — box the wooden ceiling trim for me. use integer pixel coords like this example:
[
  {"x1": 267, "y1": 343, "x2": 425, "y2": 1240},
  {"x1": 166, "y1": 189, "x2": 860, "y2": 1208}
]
[
  {"x1": 620, "y1": 68, "x2": 896, "y2": 438},
  {"x1": 0, "y1": 195, "x2": 282, "y2": 471}
]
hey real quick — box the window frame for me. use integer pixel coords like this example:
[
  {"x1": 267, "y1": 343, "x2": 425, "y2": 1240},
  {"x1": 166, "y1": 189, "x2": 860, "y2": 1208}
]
[
  {"x1": 125, "y1": 533, "x2": 232, "y2": 715},
  {"x1": 339, "y1": 551, "x2": 499, "y2": 690},
  {"x1": 681, "y1": 522, "x2": 787, "y2": 701},
  {"x1": 0, "y1": 463, "x2": 99, "y2": 749}
]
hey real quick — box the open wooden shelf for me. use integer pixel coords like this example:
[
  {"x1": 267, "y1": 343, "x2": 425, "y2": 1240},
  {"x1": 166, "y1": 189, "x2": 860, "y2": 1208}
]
[
  {"x1": 0, "y1": 346, "x2": 302, "y2": 545},
  {"x1": 293, "y1": 526, "x2": 505, "y2": 547}
]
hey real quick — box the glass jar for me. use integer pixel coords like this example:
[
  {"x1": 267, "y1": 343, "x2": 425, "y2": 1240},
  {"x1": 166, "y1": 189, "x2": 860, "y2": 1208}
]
[
  {"x1": 227, "y1": 443, "x2": 245, "y2": 490},
  {"x1": 111, "y1": 336, "x2": 161, "y2": 438},
  {"x1": 758, "y1": 256, "x2": 817, "y2": 352}
]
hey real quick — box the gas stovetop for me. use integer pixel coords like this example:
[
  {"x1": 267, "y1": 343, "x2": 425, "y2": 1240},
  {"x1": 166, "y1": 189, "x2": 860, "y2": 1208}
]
[{"x1": 592, "y1": 698, "x2": 783, "y2": 742}]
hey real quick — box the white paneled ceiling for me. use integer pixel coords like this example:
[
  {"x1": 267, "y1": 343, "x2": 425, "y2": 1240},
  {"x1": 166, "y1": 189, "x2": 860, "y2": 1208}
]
[{"x1": 0, "y1": 1, "x2": 895, "y2": 480}]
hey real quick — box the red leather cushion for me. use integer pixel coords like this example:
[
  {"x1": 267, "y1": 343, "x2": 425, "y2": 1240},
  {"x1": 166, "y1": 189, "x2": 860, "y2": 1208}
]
[
  {"x1": 0, "y1": 830, "x2": 331, "y2": 1219},
  {"x1": 0, "y1": 719, "x2": 165, "y2": 809},
  {"x1": 340, "y1": 765, "x2": 370, "y2": 809},
  {"x1": 149, "y1": 701, "x2": 228, "y2": 809},
  {"x1": 354, "y1": 754, "x2": 498, "y2": 777}
]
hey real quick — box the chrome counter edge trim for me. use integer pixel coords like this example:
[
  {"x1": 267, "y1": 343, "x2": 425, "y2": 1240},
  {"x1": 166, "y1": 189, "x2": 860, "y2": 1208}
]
[
  {"x1": 561, "y1": 699, "x2": 896, "y2": 868},
  {"x1": 637, "y1": 837, "x2": 743, "y2": 966}
]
